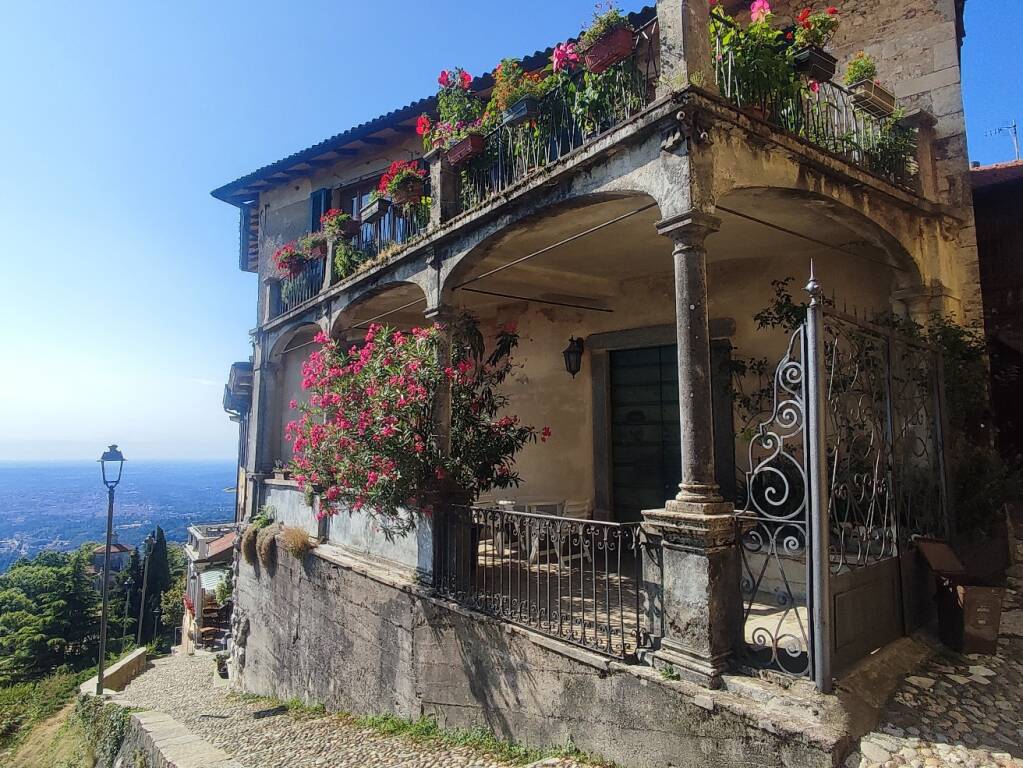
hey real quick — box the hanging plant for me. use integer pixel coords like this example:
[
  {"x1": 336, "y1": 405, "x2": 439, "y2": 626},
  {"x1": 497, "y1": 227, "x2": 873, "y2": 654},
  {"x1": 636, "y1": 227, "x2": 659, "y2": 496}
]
[
  {"x1": 320, "y1": 208, "x2": 361, "y2": 240},
  {"x1": 791, "y1": 4, "x2": 840, "y2": 81},
  {"x1": 378, "y1": 159, "x2": 427, "y2": 205},
  {"x1": 420, "y1": 67, "x2": 489, "y2": 165},
  {"x1": 273, "y1": 241, "x2": 311, "y2": 279}
]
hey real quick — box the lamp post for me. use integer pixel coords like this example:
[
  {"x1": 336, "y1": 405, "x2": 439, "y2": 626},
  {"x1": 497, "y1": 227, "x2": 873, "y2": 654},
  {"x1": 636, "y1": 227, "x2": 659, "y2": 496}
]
[{"x1": 96, "y1": 444, "x2": 126, "y2": 696}]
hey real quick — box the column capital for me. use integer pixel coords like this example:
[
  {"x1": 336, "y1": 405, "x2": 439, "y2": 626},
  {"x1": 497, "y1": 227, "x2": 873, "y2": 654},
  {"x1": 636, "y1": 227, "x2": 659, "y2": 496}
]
[
  {"x1": 423, "y1": 305, "x2": 458, "y2": 325},
  {"x1": 656, "y1": 210, "x2": 721, "y2": 244}
]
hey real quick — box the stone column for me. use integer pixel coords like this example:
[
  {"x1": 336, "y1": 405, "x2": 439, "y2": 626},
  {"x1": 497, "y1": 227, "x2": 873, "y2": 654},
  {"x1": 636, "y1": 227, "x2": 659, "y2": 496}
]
[
  {"x1": 426, "y1": 149, "x2": 459, "y2": 228},
  {"x1": 656, "y1": 0, "x2": 718, "y2": 97},
  {"x1": 643, "y1": 210, "x2": 741, "y2": 689}
]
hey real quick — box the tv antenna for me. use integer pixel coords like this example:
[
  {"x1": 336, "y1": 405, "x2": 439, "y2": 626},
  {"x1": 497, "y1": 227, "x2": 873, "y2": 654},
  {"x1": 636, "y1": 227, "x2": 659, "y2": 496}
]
[{"x1": 986, "y1": 120, "x2": 1020, "y2": 161}]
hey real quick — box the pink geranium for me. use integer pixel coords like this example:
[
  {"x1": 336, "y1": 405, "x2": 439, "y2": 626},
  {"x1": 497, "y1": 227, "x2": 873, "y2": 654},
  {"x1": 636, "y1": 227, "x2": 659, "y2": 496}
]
[
  {"x1": 750, "y1": 0, "x2": 771, "y2": 23},
  {"x1": 552, "y1": 41, "x2": 580, "y2": 73}
]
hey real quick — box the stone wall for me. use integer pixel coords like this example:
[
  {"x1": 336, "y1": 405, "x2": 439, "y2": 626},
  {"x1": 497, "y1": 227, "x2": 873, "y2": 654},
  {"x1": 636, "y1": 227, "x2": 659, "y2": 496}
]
[{"x1": 231, "y1": 543, "x2": 847, "y2": 768}]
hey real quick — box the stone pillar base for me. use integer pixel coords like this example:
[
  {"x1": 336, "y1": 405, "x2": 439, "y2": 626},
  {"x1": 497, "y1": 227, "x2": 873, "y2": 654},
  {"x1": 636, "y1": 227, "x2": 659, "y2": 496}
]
[{"x1": 642, "y1": 506, "x2": 742, "y2": 690}]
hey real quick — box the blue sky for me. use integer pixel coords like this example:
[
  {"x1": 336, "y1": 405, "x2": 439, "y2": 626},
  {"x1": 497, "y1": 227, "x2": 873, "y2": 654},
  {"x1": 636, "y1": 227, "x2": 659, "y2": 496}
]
[{"x1": 0, "y1": 1, "x2": 1017, "y2": 461}]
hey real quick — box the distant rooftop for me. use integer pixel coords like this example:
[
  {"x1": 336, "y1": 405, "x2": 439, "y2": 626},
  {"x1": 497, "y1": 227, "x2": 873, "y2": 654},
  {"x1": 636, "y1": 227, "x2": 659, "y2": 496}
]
[{"x1": 971, "y1": 159, "x2": 1023, "y2": 189}]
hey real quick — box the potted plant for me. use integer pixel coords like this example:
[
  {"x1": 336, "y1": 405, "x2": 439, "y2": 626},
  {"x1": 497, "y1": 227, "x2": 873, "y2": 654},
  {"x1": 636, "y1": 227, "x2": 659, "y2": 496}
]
[
  {"x1": 844, "y1": 51, "x2": 896, "y2": 117},
  {"x1": 419, "y1": 68, "x2": 488, "y2": 166},
  {"x1": 379, "y1": 159, "x2": 427, "y2": 206},
  {"x1": 580, "y1": 2, "x2": 634, "y2": 75},
  {"x1": 272, "y1": 241, "x2": 309, "y2": 279},
  {"x1": 484, "y1": 58, "x2": 550, "y2": 128},
  {"x1": 791, "y1": 5, "x2": 840, "y2": 82},
  {"x1": 360, "y1": 193, "x2": 390, "y2": 224},
  {"x1": 297, "y1": 232, "x2": 328, "y2": 259},
  {"x1": 272, "y1": 460, "x2": 290, "y2": 480},
  {"x1": 320, "y1": 208, "x2": 360, "y2": 240}
]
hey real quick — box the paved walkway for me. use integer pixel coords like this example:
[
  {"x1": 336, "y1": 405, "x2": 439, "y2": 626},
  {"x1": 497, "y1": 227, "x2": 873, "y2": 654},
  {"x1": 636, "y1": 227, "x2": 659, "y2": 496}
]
[
  {"x1": 117, "y1": 653, "x2": 584, "y2": 768},
  {"x1": 848, "y1": 533, "x2": 1023, "y2": 768}
]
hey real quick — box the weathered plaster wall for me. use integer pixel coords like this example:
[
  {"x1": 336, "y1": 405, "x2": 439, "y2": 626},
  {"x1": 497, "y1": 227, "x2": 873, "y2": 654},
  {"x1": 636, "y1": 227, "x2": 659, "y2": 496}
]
[{"x1": 231, "y1": 544, "x2": 844, "y2": 768}]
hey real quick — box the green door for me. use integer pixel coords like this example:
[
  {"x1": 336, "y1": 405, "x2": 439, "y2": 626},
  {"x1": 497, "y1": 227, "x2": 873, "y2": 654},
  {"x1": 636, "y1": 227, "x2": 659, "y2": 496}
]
[{"x1": 609, "y1": 343, "x2": 734, "y2": 522}]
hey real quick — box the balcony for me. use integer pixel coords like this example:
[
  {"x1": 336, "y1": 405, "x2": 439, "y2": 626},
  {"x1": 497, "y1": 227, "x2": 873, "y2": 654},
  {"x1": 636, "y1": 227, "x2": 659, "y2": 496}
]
[
  {"x1": 458, "y1": 19, "x2": 660, "y2": 213},
  {"x1": 711, "y1": 15, "x2": 919, "y2": 190},
  {"x1": 267, "y1": 200, "x2": 429, "y2": 322}
]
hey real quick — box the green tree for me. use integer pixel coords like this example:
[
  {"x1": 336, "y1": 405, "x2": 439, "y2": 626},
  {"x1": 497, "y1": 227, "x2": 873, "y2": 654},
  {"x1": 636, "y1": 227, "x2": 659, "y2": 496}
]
[{"x1": 159, "y1": 575, "x2": 185, "y2": 631}]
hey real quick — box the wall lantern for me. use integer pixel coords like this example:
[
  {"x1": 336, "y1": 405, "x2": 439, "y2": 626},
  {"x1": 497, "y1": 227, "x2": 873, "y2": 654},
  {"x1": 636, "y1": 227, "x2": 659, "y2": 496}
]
[{"x1": 563, "y1": 337, "x2": 584, "y2": 378}]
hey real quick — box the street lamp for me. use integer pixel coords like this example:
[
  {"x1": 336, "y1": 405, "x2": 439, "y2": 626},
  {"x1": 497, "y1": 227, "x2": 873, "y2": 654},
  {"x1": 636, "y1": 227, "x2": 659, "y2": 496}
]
[{"x1": 95, "y1": 444, "x2": 126, "y2": 696}]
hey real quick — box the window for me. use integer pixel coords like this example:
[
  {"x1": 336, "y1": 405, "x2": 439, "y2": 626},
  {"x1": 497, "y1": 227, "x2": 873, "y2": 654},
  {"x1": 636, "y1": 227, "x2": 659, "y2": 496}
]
[{"x1": 309, "y1": 188, "x2": 332, "y2": 232}]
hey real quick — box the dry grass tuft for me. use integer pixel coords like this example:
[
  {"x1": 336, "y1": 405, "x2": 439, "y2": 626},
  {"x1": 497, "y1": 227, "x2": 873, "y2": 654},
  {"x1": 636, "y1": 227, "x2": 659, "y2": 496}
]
[
  {"x1": 256, "y1": 523, "x2": 281, "y2": 568},
  {"x1": 280, "y1": 526, "x2": 315, "y2": 559},
  {"x1": 241, "y1": 525, "x2": 259, "y2": 565}
]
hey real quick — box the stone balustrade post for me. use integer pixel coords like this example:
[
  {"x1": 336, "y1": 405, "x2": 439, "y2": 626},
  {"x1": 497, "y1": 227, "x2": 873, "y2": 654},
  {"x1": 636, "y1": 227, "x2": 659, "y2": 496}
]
[
  {"x1": 642, "y1": 210, "x2": 741, "y2": 689},
  {"x1": 426, "y1": 148, "x2": 460, "y2": 228},
  {"x1": 656, "y1": 0, "x2": 718, "y2": 97}
]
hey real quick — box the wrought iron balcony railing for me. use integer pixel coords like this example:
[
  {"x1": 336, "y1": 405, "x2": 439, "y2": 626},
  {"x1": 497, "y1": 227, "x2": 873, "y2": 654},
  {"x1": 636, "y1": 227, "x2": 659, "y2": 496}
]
[
  {"x1": 270, "y1": 257, "x2": 325, "y2": 320},
  {"x1": 433, "y1": 504, "x2": 653, "y2": 659},
  {"x1": 712, "y1": 20, "x2": 918, "y2": 189},
  {"x1": 458, "y1": 21, "x2": 660, "y2": 214}
]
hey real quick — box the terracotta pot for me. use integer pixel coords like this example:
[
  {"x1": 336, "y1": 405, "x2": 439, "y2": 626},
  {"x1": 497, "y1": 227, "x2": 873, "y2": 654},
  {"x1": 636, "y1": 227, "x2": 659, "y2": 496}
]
[
  {"x1": 446, "y1": 133, "x2": 486, "y2": 166},
  {"x1": 850, "y1": 80, "x2": 897, "y2": 118},
  {"x1": 583, "y1": 25, "x2": 634, "y2": 75},
  {"x1": 793, "y1": 46, "x2": 837, "y2": 83},
  {"x1": 391, "y1": 178, "x2": 425, "y2": 206}
]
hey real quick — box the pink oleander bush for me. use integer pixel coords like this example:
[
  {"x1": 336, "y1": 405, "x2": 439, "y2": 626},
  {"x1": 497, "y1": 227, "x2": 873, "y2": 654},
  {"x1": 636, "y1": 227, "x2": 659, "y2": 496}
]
[{"x1": 286, "y1": 316, "x2": 550, "y2": 533}]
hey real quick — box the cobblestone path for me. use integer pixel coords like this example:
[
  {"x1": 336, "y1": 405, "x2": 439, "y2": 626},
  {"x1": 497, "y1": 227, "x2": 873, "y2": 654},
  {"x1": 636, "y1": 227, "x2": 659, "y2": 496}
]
[
  {"x1": 848, "y1": 533, "x2": 1023, "y2": 768},
  {"x1": 117, "y1": 654, "x2": 584, "y2": 768}
]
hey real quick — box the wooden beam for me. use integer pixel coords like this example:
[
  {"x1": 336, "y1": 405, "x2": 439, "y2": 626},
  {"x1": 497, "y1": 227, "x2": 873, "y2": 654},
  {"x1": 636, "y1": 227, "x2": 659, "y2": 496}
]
[
  {"x1": 360, "y1": 137, "x2": 387, "y2": 146},
  {"x1": 390, "y1": 125, "x2": 417, "y2": 135}
]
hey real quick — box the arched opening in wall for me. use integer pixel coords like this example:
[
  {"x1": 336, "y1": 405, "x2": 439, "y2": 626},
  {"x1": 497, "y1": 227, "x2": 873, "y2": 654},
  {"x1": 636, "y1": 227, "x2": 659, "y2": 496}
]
[
  {"x1": 442, "y1": 192, "x2": 676, "y2": 522},
  {"x1": 267, "y1": 324, "x2": 321, "y2": 468},
  {"x1": 709, "y1": 186, "x2": 924, "y2": 675},
  {"x1": 330, "y1": 281, "x2": 429, "y2": 346}
]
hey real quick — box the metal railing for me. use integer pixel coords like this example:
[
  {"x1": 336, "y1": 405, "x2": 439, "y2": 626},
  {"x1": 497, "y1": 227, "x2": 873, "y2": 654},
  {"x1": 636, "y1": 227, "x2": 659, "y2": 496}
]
[
  {"x1": 458, "y1": 21, "x2": 659, "y2": 213},
  {"x1": 433, "y1": 505, "x2": 651, "y2": 659},
  {"x1": 271, "y1": 257, "x2": 325, "y2": 320},
  {"x1": 712, "y1": 19, "x2": 918, "y2": 189},
  {"x1": 352, "y1": 199, "x2": 431, "y2": 266}
]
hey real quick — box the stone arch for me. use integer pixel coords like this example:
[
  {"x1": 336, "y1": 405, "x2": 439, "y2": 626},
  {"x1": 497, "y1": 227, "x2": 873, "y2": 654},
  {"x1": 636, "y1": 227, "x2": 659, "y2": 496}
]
[
  {"x1": 439, "y1": 190, "x2": 665, "y2": 310},
  {"x1": 329, "y1": 280, "x2": 430, "y2": 344},
  {"x1": 265, "y1": 322, "x2": 321, "y2": 467}
]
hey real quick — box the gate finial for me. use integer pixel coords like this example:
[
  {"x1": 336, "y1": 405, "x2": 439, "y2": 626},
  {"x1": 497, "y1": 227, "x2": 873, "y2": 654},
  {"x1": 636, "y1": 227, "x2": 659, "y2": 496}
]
[{"x1": 805, "y1": 260, "x2": 823, "y2": 305}]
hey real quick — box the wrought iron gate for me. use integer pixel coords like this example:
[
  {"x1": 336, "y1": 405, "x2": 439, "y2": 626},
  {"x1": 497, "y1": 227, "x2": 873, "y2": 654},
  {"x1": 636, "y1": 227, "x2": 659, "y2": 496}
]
[{"x1": 738, "y1": 270, "x2": 951, "y2": 691}]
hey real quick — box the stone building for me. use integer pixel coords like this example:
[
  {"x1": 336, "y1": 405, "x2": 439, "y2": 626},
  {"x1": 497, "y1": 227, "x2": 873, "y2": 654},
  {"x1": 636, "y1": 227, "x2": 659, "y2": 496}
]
[{"x1": 214, "y1": 2, "x2": 977, "y2": 764}]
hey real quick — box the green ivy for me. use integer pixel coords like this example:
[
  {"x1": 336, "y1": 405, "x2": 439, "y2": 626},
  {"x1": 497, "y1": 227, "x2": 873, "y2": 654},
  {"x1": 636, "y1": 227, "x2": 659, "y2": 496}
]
[{"x1": 71, "y1": 695, "x2": 133, "y2": 768}]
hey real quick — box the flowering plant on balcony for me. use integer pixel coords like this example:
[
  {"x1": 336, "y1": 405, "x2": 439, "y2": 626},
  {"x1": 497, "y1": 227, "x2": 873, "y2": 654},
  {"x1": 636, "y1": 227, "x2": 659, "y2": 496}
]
[
  {"x1": 792, "y1": 5, "x2": 839, "y2": 49},
  {"x1": 286, "y1": 317, "x2": 548, "y2": 532},
  {"x1": 377, "y1": 159, "x2": 427, "y2": 204},
  {"x1": 579, "y1": 1, "x2": 632, "y2": 49},
  {"x1": 320, "y1": 208, "x2": 359, "y2": 240},
  {"x1": 420, "y1": 67, "x2": 484, "y2": 151},
  {"x1": 483, "y1": 58, "x2": 552, "y2": 127},
  {"x1": 273, "y1": 241, "x2": 311, "y2": 279},
  {"x1": 843, "y1": 50, "x2": 877, "y2": 86}
]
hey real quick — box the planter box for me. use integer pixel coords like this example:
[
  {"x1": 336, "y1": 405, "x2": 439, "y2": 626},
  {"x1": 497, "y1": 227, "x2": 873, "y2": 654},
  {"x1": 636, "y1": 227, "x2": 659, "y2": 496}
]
[
  {"x1": 446, "y1": 133, "x2": 485, "y2": 166},
  {"x1": 339, "y1": 218, "x2": 362, "y2": 238},
  {"x1": 793, "y1": 46, "x2": 837, "y2": 82},
  {"x1": 850, "y1": 79, "x2": 897, "y2": 118},
  {"x1": 307, "y1": 241, "x2": 328, "y2": 258},
  {"x1": 360, "y1": 197, "x2": 390, "y2": 224},
  {"x1": 583, "y1": 26, "x2": 634, "y2": 75},
  {"x1": 502, "y1": 97, "x2": 540, "y2": 127},
  {"x1": 391, "y1": 178, "x2": 425, "y2": 206}
]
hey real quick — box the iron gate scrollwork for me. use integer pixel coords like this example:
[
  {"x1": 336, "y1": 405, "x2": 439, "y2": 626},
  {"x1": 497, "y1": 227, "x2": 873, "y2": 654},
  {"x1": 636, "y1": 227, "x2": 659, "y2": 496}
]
[{"x1": 738, "y1": 271, "x2": 951, "y2": 690}]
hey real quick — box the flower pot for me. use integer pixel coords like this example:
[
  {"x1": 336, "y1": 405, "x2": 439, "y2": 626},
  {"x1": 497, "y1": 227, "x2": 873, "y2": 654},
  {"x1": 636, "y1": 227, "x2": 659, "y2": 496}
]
[
  {"x1": 391, "y1": 178, "x2": 425, "y2": 206},
  {"x1": 793, "y1": 46, "x2": 837, "y2": 82},
  {"x1": 583, "y1": 25, "x2": 634, "y2": 75},
  {"x1": 446, "y1": 133, "x2": 485, "y2": 166},
  {"x1": 502, "y1": 97, "x2": 540, "y2": 127},
  {"x1": 308, "y1": 241, "x2": 328, "y2": 258},
  {"x1": 339, "y1": 218, "x2": 362, "y2": 238},
  {"x1": 360, "y1": 197, "x2": 390, "y2": 224},
  {"x1": 850, "y1": 79, "x2": 897, "y2": 118}
]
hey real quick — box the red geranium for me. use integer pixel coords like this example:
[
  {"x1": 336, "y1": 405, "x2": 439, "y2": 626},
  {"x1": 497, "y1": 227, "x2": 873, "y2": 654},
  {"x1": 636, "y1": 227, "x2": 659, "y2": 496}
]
[
  {"x1": 377, "y1": 159, "x2": 427, "y2": 199},
  {"x1": 416, "y1": 114, "x2": 431, "y2": 136}
]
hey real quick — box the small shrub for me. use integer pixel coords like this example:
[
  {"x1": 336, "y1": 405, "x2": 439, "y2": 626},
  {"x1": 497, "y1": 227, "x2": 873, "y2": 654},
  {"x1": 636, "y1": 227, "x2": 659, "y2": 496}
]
[
  {"x1": 280, "y1": 526, "x2": 314, "y2": 560},
  {"x1": 256, "y1": 523, "x2": 281, "y2": 569}
]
